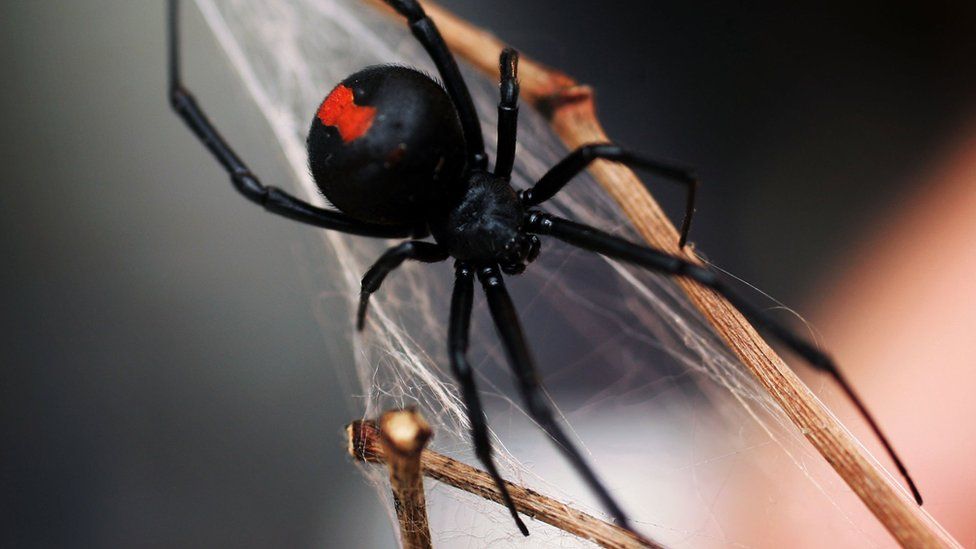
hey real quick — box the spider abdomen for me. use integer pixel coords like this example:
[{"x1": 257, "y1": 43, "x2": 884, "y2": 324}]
[{"x1": 307, "y1": 66, "x2": 466, "y2": 225}]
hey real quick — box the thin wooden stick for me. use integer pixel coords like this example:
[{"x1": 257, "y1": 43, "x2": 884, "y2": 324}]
[
  {"x1": 377, "y1": 410, "x2": 433, "y2": 549},
  {"x1": 348, "y1": 418, "x2": 661, "y2": 549},
  {"x1": 364, "y1": 2, "x2": 960, "y2": 547}
]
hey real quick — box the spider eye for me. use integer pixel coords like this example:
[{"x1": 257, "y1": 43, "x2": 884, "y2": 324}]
[{"x1": 499, "y1": 234, "x2": 539, "y2": 274}]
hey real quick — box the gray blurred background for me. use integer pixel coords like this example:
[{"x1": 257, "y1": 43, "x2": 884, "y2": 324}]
[{"x1": 2, "y1": 1, "x2": 975, "y2": 547}]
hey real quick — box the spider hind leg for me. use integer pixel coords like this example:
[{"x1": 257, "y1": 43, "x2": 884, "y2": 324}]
[
  {"x1": 383, "y1": 0, "x2": 487, "y2": 169},
  {"x1": 167, "y1": 0, "x2": 413, "y2": 238},
  {"x1": 356, "y1": 241, "x2": 448, "y2": 331}
]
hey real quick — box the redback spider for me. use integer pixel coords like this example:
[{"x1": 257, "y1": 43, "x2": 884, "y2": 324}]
[{"x1": 167, "y1": 0, "x2": 921, "y2": 535}]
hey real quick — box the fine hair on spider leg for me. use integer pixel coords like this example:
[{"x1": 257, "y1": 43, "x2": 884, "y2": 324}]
[{"x1": 170, "y1": 0, "x2": 924, "y2": 541}]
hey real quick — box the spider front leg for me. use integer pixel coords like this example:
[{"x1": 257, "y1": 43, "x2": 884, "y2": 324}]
[
  {"x1": 449, "y1": 263, "x2": 529, "y2": 536},
  {"x1": 167, "y1": 0, "x2": 411, "y2": 238},
  {"x1": 477, "y1": 265, "x2": 633, "y2": 530},
  {"x1": 495, "y1": 48, "x2": 520, "y2": 180},
  {"x1": 521, "y1": 144, "x2": 699, "y2": 247},
  {"x1": 526, "y1": 211, "x2": 924, "y2": 505},
  {"x1": 383, "y1": 0, "x2": 487, "y2": 169},
  {"x1": 356, "y1": 241, "x2": 449, "y2": 330}
]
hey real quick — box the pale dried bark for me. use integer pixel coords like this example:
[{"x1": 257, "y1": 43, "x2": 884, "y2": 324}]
[{"x1": 348, "y1": 417, "x2": 660, "y2": 549}]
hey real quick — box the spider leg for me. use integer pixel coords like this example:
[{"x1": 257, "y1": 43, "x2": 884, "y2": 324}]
[
  {"x1": 356, "y1": 241, "x2": 449, "y2": 330},
  {"x1": 383, "y1": 0, "x2": 487, "y2": 169},
  {"x1": 477, "y1": 265, "x2": 633, "y2": 530},
  {"x1": 167, "y1": 0, "x2": 411, "y2": 238},
  {"x1": 526, "y1": 211, "x2": 924, "y2": 506},
  {"x1": 521, "y1": 144, "x2": 699, "y2": 247},
  {"x1": 494, "y1": 48, "x2": 520, "y2": 180},
  {"x1": 449, "y1": 263, "x2": 529, "y2": 536}
]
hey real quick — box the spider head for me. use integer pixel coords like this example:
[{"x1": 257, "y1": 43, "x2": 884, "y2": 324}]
[
  {"x1": 431, "y1": 172, "x2": 539, "y2": 272},
  {"x1": 499, "y1": 234, "x2": 541, "y2": 275}
]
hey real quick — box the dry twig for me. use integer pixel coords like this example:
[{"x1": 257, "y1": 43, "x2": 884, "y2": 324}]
[
  {"x1": 364, "y1": 2, "x2": 960, "y2": 546},
  {"x1": 348, "y1": 417, "x2": 660, "y2": 549},
  {"x1": 377, "y1": 410, "x2": 434, "y2": 549}
]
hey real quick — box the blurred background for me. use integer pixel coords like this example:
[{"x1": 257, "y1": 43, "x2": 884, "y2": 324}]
[{"x1": 2, "y1": 0, "x2": 975, "y2": 547}]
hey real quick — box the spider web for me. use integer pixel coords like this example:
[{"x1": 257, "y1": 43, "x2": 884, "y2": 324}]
[{"x1": 188, "y1": 1, "x2": 902, "y2": 546}]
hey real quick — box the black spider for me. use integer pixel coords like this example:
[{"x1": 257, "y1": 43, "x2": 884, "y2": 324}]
[{"x1": 167, "y1": 0, "x2": 920, "y2": 535}]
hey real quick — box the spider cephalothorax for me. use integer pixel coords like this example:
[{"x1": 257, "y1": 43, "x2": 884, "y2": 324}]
[
  {"x1": 169, "y1": 0, "x2": 922, "y2": 538},
  {"x1": 429, "y1": 172, "x2": 540, "y2": 274}
]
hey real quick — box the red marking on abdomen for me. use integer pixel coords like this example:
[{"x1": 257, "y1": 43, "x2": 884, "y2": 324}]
[{"x1": 317, "y1": 85, "x2": 376, "y2": 143}]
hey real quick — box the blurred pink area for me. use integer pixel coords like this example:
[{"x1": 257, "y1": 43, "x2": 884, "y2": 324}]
[{"x1": 809, "y1": 114, "x2": 976, "y2": 545}]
